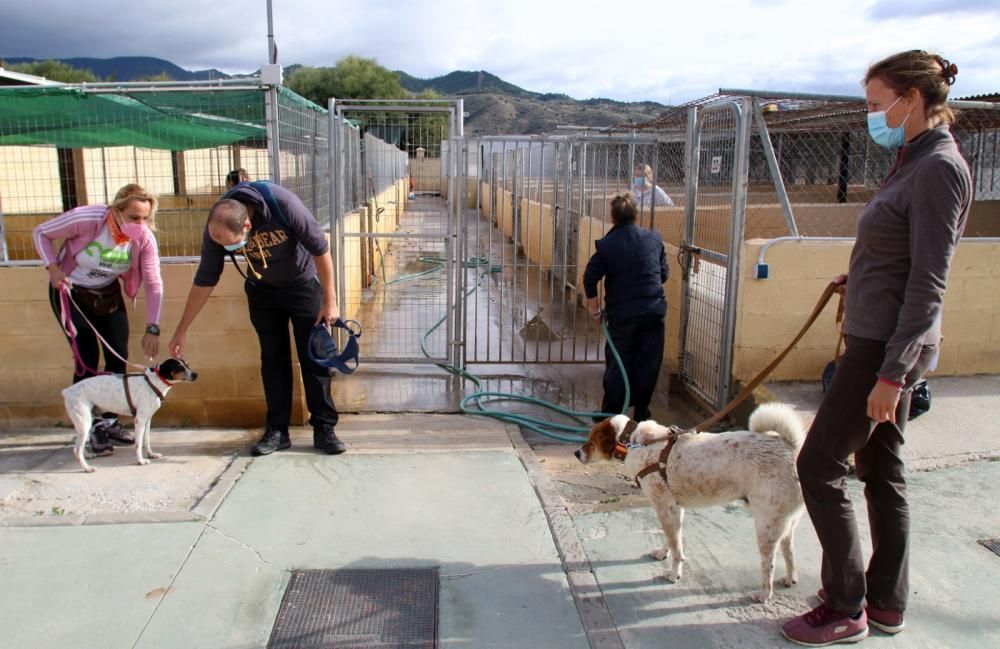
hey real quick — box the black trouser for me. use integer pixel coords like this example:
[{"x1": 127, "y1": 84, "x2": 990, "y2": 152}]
[
  {"x1": 797, "y1": 335, "x2": 936, "y2": 616},
  {"x1": 245, "y1": 277, "x2": 339, "y2": 432},
  {"x1": 48, "y1": 284, "x2": 129, "y2": 382},
  {"x1": 600, "y1": 314, "x2": 665, "y2": 421},
  {"x1": 48, "y1": 283, "x2": 129, "y2": 422}
]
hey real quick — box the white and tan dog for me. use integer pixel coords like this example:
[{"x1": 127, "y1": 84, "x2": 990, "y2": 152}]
[
  {"x1": 576, "y1": 402, "x2": 805, "y2": 602},
  {"x1": 62, "y1": 358, "x2": 198, "y2": 473}
]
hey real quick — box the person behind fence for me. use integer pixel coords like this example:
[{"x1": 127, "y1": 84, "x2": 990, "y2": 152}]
[
  {"x1": 226, "y1": 168, "x2": 250, "y2": 190},
  {"x1": 167, "y1": 181, "x2": 346, "y2": 456},
  {"x1": 781, "y1": 50, "x2": 970, "y2": 647},
  {"x1": 631, "y1": 163, "x2": 673, "y2": 210},
  {"x1": 33, "y1": 184, "x2": 164, "y2": 456},
  {"x1": 584, "y1": 193, "x2": 669, "y2": 423}
]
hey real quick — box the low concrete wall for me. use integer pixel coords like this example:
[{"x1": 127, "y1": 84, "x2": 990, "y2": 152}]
[
  {"x1": 734, "y1": 238, "x2": 1000, "y2": 382},
  {"x1": 476, "y1": 182, "x2": 1000, "y2": 384},
  {"x1": 0, "y1": 179, "x2": 408, "y2": 430}
]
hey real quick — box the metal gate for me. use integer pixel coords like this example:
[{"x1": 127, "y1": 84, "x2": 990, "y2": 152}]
[
  {"x1": 329, "y1": 99, "x2": 465, "y2": 365},
  {"x1": 457, "y1": 133, "x2": 686, "y2": 365},
  {"x1": 677, "y1": 98, "x2": 751, "y2": 409}
]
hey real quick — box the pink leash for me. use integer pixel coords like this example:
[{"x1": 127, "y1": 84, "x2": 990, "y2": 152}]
[{"x1": 58, "y1": 284, "x2": 146, "y2": 377}]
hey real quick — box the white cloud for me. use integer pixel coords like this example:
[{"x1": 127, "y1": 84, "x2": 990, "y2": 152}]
[{"x1": 1, "y1": 0, "x2": 997, "y2": 103}]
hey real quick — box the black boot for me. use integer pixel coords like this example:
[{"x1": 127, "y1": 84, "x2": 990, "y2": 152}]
[
  {"x1": 87, "y1": 421, "x2": 115, "y2": 458},
  {"x1": 313, "y1": 428, "x2": 346, "y2": 455},
  {"x1": 251, "y1": 427, "x2": 291, "y2": 456},
  {"x1": 101, "y1": 417, "x2": 135, "y2": 445}
]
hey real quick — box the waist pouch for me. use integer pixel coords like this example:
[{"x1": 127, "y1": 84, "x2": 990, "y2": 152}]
[{"x1": 72, "y1": 282, "x2": 124, "y2": 317}]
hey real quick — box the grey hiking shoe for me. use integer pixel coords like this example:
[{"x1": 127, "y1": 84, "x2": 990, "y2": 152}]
[{"x1": 251, "y1": 427, "x2": 291, "y2": 456}]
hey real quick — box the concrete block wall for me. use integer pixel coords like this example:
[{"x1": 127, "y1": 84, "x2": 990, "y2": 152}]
[
  {"x1": 733, "y1": 238, "x2": 1000, "y2": 382},
  {"x1": 0, "y1": 177, "x2": 410, "y2": 431}
]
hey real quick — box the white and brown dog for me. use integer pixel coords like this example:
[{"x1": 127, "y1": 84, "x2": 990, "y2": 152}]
[
  {"x1": 576, "y1": 402, "x2": 805, "y2": 602},
  {"x1": 62, "y1": 358, "x2": 198, "y2": 473}
]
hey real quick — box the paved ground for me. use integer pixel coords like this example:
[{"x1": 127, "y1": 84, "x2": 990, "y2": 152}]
[{"x1": 1, "y1": 373, "x2": 998, "y2": 649}]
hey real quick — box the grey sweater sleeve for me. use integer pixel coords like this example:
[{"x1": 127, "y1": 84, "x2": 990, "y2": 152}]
[{"x1": 880, "y1": 155, "x2": 970, "y2": 382}]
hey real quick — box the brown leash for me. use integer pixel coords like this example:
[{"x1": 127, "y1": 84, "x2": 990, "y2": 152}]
[
  {"x1": 628, "y1": 282, "x2": 841, "y2": 488},
  {"x1": 689, "y1": 281, "x2": 842, "y2": 433}
]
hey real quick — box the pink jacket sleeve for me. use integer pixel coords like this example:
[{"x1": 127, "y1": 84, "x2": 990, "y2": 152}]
[
  {"x1": 32, "y1": 206, "x2": 103, "y2": 265},
  {"x1": 138, "y1": 231, "x2": 164, "y2": 325}
]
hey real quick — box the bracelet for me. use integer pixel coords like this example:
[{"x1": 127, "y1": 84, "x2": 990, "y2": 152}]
[{"x1": 877, "y1": 377, "x2": 903, "y2": 390}]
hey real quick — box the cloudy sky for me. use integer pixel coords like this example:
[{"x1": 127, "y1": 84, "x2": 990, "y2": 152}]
[{"x1": 3, "y1": 0, "x2": 998, "y2": 104}]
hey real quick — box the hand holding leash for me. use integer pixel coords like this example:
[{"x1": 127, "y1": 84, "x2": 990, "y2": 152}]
[{"x1": 47, "y1": 264, "x2": 71, "y2": 289}]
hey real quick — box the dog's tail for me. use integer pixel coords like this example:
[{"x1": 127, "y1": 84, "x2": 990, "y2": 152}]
[{"x1": 748, "y1": 402, "x2": 804, "y2": 450}]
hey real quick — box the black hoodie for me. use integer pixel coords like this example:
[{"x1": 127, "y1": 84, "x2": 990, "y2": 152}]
[{"x1": 193, "y1": 183, "x2": 329, "y2": 289}]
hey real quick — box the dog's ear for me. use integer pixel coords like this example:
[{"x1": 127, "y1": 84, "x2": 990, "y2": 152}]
[{"x1": 593, "y1": 420, "x2": 617, "y2": 459}]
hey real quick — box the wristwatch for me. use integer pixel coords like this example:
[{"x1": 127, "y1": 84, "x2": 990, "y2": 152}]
[{"x1": 145, "y1": 324, "x2": 161, "y2": 336}]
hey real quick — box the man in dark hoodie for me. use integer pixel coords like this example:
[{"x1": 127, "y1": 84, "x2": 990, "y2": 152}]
[
  {"x1": 167, "y1": 182, "x2": 345, "y2": 456},
  {"x1": 583, "y1": 192, "x2": 669, "y2": 422}
]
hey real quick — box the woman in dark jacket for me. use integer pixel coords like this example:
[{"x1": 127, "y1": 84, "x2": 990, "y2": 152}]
[
  {"x1": 583, "y1": 193, "x2": 669, "y2": 422},
  {"x1": 782, "y1": 50, "x2": 971, "y2": 646}
]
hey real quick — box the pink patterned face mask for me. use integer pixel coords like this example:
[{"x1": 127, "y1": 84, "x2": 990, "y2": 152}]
[{"x1": 119, "y1": 222, "x2": 146, "y2": 241}]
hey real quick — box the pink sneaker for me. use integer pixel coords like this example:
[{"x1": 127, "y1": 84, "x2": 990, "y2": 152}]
[
  {"x1": 866, "y1": 604, "x2": 905, "y2": 634},
  {"x1": 782, "y1": 604, "x2": 869, "y2": 647},
  {"x1": 817, "y1": 589, "x2": 905, "y2": 634}
]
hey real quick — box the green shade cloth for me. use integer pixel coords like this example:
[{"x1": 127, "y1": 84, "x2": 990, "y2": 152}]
[{"x1": 0, "y1": 86, "x2": 325, "y2": 150}]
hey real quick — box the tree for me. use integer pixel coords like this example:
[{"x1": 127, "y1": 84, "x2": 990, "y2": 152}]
[
  {"x1": 288, "y1": 55, "x2": 405, "y2": 106},
  {"x1": 7, "y1": 60, "x2": 98, "y2": 83},
  {"x1": 137, "y1": 71, "x2": 173, "y2": 82}
]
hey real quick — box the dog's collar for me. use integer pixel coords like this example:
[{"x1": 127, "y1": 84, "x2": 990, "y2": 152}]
[
  {"x1": 151, "y1": 366, "x2": 174, "y2": 387},
  {"x1": 612, "y1": 430, "x2": 638, "y2": 462}
]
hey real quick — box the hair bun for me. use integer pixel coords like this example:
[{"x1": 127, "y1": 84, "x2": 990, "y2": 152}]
[{"x1": 941, "y1": 59, "x2": 958, "y2": 86}]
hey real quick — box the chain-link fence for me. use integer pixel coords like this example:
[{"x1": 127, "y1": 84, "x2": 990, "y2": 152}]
[
  {"x1": 0, "y1": 81, "x2": 337, "y2": 263},
  {"x1": 637, "y1": 91, "x2": 1000, "y2": 240}
]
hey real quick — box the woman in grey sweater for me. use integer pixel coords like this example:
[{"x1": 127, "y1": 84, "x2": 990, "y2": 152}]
[{"x1": 783, "y1": 51, "x2": 971, "y2": 647}]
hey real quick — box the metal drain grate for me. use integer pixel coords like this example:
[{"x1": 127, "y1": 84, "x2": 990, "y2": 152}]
[
  {"x1": 267, "y1": 568, "x2": 439, "y2": 649},
  {"x1": 978, "y1": 538, "x2": 1000, "y2": 558}
]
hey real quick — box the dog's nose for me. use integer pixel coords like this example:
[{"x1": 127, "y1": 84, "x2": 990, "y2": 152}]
[
  {"x1": 190, "y1": 372, "x2": 199, "y2": 381},
  {"x1": 573, "y1": 449, "x2": 581, "y2": 459}
]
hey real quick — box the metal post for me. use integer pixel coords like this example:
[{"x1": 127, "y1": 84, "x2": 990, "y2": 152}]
[
  {"x1": 718, "y1": 98, "x2": 753, "y2": 407},
  {"x1": 266, "y1": 0, "x2": 277, "y2": 64},
  {"x1": 265, "y1": 85, "x2": 281, "y2": 184},
  {"x1": 751, "y1": 99, "x2": 798, "y2": 237},
  {"x1": 0, "y1": 195, "x2": 8, "y2": 262}
]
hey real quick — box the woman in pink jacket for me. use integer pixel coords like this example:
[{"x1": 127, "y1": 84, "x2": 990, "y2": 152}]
[{"x1": 33, "y1": 184, "x2": 164, "y2": 456}]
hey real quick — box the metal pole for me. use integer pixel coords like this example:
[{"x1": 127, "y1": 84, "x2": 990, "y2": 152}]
[
  {"x1": 718, "y1": 98, "x2": 753, "y2": 408},
  {"x1": 266, "y1": 0, "x2": 277, "y2": 64},
  {"x1": 751, "y1": 99, "x2": 798, "y2": 237},
  {"x1": 265, "y1": 86, "x2": 281, "y2": 184},
  {"x1": 0, "y1": 195, "x2": 8, "y2": 262},
  {"x1": 328, "y1": 99, "x2": 342, "y2": 316}
]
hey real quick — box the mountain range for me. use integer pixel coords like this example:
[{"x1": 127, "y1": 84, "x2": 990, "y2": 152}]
[{"x1": 1, "y1": 56, "x2": 668, "y2": 135}]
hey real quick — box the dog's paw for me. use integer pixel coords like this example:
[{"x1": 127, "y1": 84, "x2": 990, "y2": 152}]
[
  {"x1": 650, "y1": 547, "x2": 670, "y2": 561},
  {"x1": 750, "y1": 589, "x2": 773, "y2": 603},
  {"x1": 137, "y1": 458, "x2": 150, "y2": 466},
  {"x1": 82, "y1": 466, "x2": 95, "y2": 474},
  {"x1": 781, "y1": 574, "x2": 798, "y2": 587},
  {"x1": 148, "y1": 452, "x2": 163, "y2": 460},
  {"x1": 664, "y1": 570, "x2": 681, "y2": 583}
]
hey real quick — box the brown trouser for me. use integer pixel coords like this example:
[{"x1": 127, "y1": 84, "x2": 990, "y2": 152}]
[{"x1": 797, "y1": 335, "x2": 936, "y2": 616}]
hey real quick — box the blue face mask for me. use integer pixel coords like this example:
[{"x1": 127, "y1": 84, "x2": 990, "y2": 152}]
[
  {"x1": 223, "y1": 236, "x2": 247, "y2": 252},
  {"x1": 867, "y1": 96, "x2": 911, "y2": 150},
  {"x1": 633, "y1": 176, "x2": 645, "y2": 187}
]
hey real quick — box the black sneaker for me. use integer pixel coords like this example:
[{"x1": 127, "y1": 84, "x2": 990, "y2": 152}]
[
  {"x1": 251, "y1": 428, "x2": 291, "y2": 456},
  {"x1": 313, "y1": 428, "x2": 347, "y2": 455},
  {"x1": 88, "y1": 422, "x2": 115, "y2": 457},
  {"x1": 101, "y1": 419, "x2": 135, "y2": 445}
]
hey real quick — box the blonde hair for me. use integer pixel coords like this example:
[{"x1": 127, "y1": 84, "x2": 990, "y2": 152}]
[
  {"x1": 611, "y1": 193, "x2": 638, "y2": 224},
  {"x1": 111, "y1": 183, "x2": 158, "y2": 229},
  {"x1": 864, "y1": 50, "x2": 958, "y2": 125}
]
